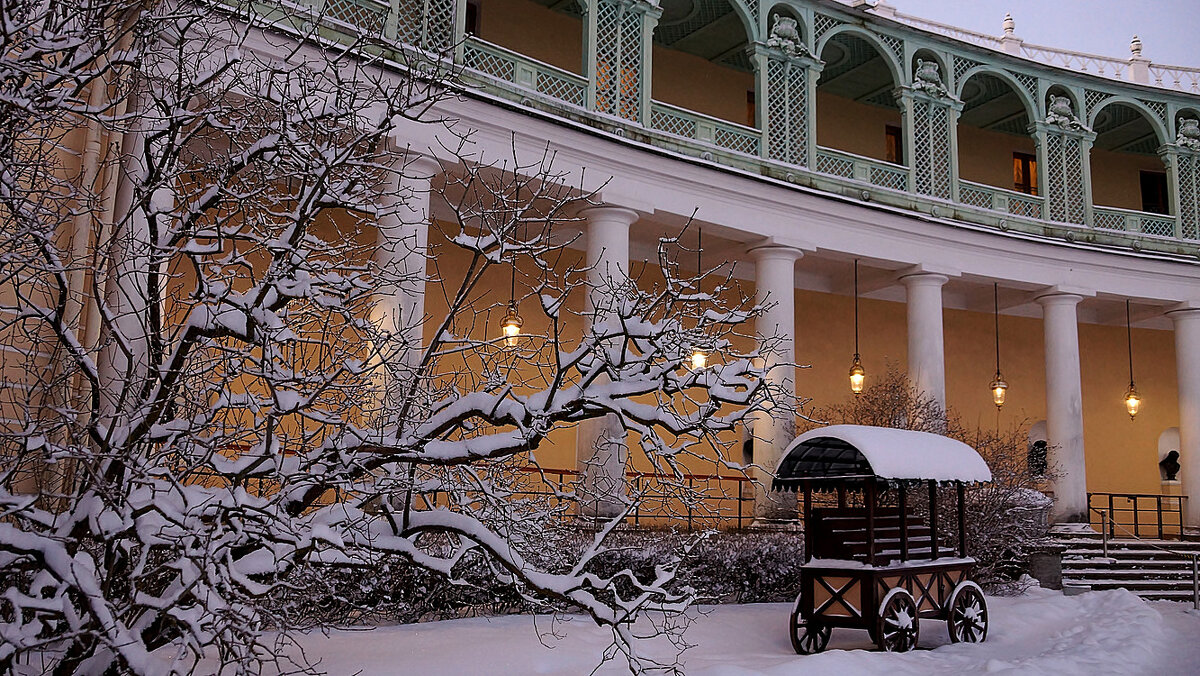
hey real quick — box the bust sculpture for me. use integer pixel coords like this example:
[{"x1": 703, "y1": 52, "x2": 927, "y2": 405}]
[{"x1": 1160, "y1": 450, "x2": 1181, "y2": 482}]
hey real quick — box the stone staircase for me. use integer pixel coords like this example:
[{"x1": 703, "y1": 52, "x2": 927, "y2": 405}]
[{"x1": 1058, "y1": 530, "x2": 1200, "y2": 601}]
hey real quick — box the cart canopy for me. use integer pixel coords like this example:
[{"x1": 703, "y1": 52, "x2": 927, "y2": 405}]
[{"x1": 773, "y1": 425, "x2": 992, "y2": 488}]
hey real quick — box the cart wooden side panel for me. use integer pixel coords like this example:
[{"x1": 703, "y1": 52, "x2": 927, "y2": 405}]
[{"x1": 802, "y1": 559, "x2": 976, "y2": 627}]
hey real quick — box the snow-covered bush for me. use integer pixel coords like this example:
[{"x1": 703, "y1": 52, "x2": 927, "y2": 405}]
[
  {"x1": 812, "y1": 368, "x2": 1055, "y2": 590},
  {"x1": 264, "y1": 530, "x2": 807, "y2": 627},
  {"x1": 0, "y1": 3, "x2": 772, "y2": 673}
]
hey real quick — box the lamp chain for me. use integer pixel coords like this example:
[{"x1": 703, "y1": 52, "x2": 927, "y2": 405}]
[
  {"x1": 1126, "y1": 299, "x2": 1134, "y2": 386},
  {"x1": 853, "y1": 259, "x2": 860, "y2": 357}
]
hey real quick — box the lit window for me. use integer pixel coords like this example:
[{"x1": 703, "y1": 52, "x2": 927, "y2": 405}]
[
  {"x1": 1013, "y1": 152, "x2": 1037, "y2": 195},
  {"x1": 885, "y1": 125, "x2": 903, "y2": 165}
]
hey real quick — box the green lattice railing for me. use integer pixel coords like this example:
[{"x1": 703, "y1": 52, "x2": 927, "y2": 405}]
[
  {"x1": 259, "y1": 0, "x2": 1200, "y2": 252},
  {"x1": 649, "y1": 101, "x2": 760, "y2": 157},
  {"x1": 814, "y1": 146, "x2": 909, "y2": 193},
  {"x1": 315, "y1": 0, "x2": 389, "y2": 33},
  {"x1": 1092, "y1": 206, "x2": 1178, "y2": 239},
  {"x1": 462, "y1": 37, "x2": 587, "y2": 108},
  {"x1": 958, "y1": 180, "x2": 1045, "y2": 220}
]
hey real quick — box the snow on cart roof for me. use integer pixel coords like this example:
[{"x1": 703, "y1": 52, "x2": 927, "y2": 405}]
[{"x1": 773, "y1": 425, "x2": 992, "y2": 487}]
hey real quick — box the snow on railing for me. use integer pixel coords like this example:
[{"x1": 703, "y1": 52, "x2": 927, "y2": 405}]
[
  {"x1": 856, "y1": 2, "x2": 1200, "y2": 94},
  {"x1": 870, "y1": 10, "x2": 1003, "y2": 51}
]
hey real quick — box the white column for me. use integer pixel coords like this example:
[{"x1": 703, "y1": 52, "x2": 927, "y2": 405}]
[
  {"x1": 750, "y1": 245, "x2": 803, "y2": 523},
  {"x1": 1037, "y1": 293, "x2": 1088, "y2": 523},
  {"x1": 900, "y1": 273, "x2": 949, "y2": 411},
  {"x1": 1168, "y1": 308, "x2": 1200, "y2": 530},
  {"x1": 97, "y1": 94, "x2": 152, "y2": 432},
  {"x1": 371, "y1": 156, "x2": 438, "y2": 376},
  {"x1": 575, "y1": 205, "x2": 636, "y2": 519}
]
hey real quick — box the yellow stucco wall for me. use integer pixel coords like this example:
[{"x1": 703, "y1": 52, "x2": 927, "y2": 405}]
[
  {"x1": 1090, "y1": 147, "x2": 1168, "y2": 212},
  {"x1": 956, "y1": 125, "x2": 1037, "y2": 192},
  {"x1": 476, "y1": 0, "x2": 583, "y2": 74},
  {"x1": 424, "y1": 218, "x2": 1180, "y2": 499},
  {"x1": 652, "y1": 47, "x2": 756, "y2": 127},
  {"x1": 815, "y1": 92, "x2": 902, "y2": 162}
]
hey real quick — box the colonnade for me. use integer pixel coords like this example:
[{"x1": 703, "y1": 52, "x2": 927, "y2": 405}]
[{"x1": 376, "y1": 155, "x2": 1200, "y2": 529}]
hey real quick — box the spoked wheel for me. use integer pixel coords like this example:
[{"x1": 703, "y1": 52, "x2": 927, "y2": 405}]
[
  {"x1": 876, "y1": 588, "x2": 919, "y2": 652},
  {"x1": 789, "y1": 594, "x2": 832, "y2": 654},
  {"x1": 947, "y1": 581, "x2": 989, "y2": 643}
]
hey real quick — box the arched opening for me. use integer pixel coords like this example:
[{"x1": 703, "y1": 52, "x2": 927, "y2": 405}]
[
  {"x1": 1027, "y1": 420, "x2": 1049, "y2": 479},
  {"x1": 464, "y1": 0, "x2": 584, "y2": 76},
  {"x1": 651, "y1": 0, "x2": 758, "y2": 134},
  {"x1": 956, "y1": 71, "x2": 1040, "y2": 216},
  {"x1": 815, "y1": 30, "x2": 904, "y2": 176},
  {"x1": 1090, "y1": 101, "x2": 1172, "y2": 231},
  {"x1": 1158, "y1": 427, "x2": 1180, "y2": 483}
]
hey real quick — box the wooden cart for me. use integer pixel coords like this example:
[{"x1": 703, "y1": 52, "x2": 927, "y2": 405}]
[{"x1": 773, "y1": 425, "x2": 993, "y2": 653}]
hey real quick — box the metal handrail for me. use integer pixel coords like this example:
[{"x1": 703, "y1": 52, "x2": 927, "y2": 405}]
[
  {"x1": 1088, "y1": 491, "x2": 1187, "y2": 540},
  {"x1": 1088, "y1": 505, "x2": 1199, "y2": 610}
]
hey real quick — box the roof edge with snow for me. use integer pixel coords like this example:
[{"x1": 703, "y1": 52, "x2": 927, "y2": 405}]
[{"x1": 773, "y1": 424, "x2": 993, "y2": 486}]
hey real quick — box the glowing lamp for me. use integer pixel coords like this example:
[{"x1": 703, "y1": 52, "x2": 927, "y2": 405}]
[
  {"x1": 500, "y1": 306, "x2": 523, "y2": 347},
  {"x1": 1124, "y1": 384, "x2": 1141, "y2": 420},
  {"x1": 849, "y1": 355, "x2": 865, "y2": 395},
  {"x1": 990, "y1": 373, "x2": 1008, "y2": 409},
  {"x1": 690, "y1": 348, "x2": 708, "y2": 370}
]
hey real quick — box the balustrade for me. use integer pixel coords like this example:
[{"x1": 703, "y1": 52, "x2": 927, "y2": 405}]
[
  {"x1": 463, "y1": 37, "x2": 588, "y2": 108},
  {"x1": 649, "y1": 101, "x2": 760, "y2": 157},
  {"x1": 815, "y1": 147, "x2": 908, "y2": 193},
  {"x1": 285, "y1": 0, "x2": 1200, "y2": 252},
  {"x1": 1092, "y1": 205, "x2": 1178, "y2": 239},
  {"x1": 958, "y1": 180, "x2": 1045, "y2": 220}
]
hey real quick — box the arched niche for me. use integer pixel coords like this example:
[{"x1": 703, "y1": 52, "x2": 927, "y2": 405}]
[
  {"x1": 910, "y1": 47, "x2": 948, "y2": 88},
  {"x1": 1089, "y1": 99, "x2": 1171, "y2": 216},
  {"x1": 651, "y1": 0, "x2": 759, "y2": 128},
  {"x1": 1158, "y1": 427, "x2": 1181, "y2": 483},
  {"x1": 815, "y1": 27, "x2": 904, "y2": 166},
  {"x1": 956, "y1": 69, "x2": 1039, "y2": 197},
  {"x1": 1027, "y1": 420, "x2": 1049, "y2": 478}
]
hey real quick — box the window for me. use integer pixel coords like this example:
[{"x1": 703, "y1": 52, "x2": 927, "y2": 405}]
[
  {"x1": 465, "y1": 0, "x2": 480, "y2": 35},
  {"x1": 1013, "y1": 152, "x2": 1037, "y2": 195},
  {"x1": 885, "y1": 125, "x2": 903, "y2": 165},
  {"x1": 1141, "y1": 171, "x2": 1169, "y2": 214},
  {"x1": 746, "y1": 90, "x2": 755, "y2": 128}
]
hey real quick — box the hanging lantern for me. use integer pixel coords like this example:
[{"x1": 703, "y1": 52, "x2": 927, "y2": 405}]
[
  {"x1": 849, "y1": 354, "x2": 865, "y2": 395},
  {"x1": 849, "y1": 259, "x2": 865, "y2": 395},
  {"x1": 990, "y1": 373, "x2": 1008, "y2": 408},
  {"x1": 501, "y1": 304, "x2": 523, "y2": 347},
  {"x1": 689, "y1": 229, "x2": 708, "y2": 370},
  {"x1": 989, "y1": 283, "x2": 1008, "y2": 410},
  {"x1": 1123, "y1": 300, "x2": 1139, "y2": 420},
  {"x1": 1124, "y1": 383, "x2": 1141, "y2": 420}
]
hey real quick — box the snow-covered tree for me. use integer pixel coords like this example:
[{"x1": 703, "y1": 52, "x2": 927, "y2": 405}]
[{"x1": 0, "y1": 2, "x2": 770, "y2": 673}]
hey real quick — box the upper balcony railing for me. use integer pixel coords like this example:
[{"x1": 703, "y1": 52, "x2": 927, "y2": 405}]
[
  {"x1": 649, "y1": 101, "x2": 761, "y2": 158},
  {"x1": 958, "y1": 180, "x2": 1044, "y2": 221},
  {"x1": 814, "y1": 147, "x2": 909, "y2": 193},
  {"x1": 266, "y1": 0, "x2": 1200, "y2": 259},
  {"x1": 868, "y1": 1, "x2": 1200, "y2": 93}
]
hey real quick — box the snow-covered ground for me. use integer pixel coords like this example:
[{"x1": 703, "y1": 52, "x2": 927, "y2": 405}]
[{"x1": 272, "y1": 587, "x2": 1200, "y2": 675}]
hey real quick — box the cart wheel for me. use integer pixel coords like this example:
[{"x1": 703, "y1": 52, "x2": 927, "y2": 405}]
[
  {"x1": 789, "y1": 594, "x2": 832, "y2": 654},
  {"x1": 876, "y1": 587, "x2": 919, "y2": 652},
  {"x1": 947, "y1": 581, "x2": 988, "y2": 644}
]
